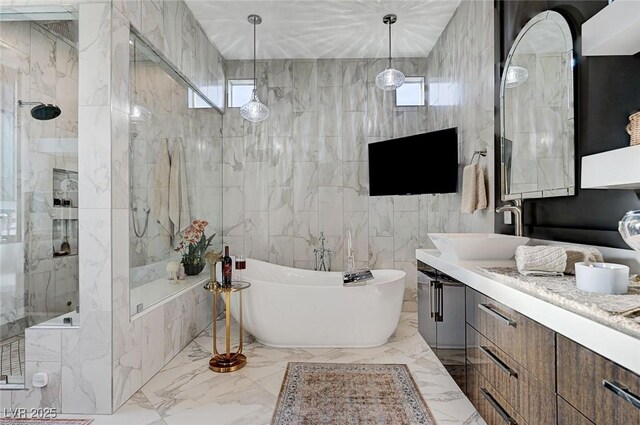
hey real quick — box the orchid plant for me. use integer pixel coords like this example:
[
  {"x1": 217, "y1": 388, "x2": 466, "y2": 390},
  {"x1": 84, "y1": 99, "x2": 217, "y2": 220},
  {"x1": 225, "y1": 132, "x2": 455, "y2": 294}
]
[{"x1": 175, "y1": 219, "x2": 216, "y2": 265}]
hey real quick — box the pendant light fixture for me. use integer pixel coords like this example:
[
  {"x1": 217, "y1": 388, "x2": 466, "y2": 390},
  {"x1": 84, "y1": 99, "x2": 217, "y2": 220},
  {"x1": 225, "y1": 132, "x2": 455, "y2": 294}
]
[
  {"x1": 376, "y1": 14, "x2": 405, "y2": 91},
  {"x1": 241, "y1": 14, "x2": 270, "y2": 123}
]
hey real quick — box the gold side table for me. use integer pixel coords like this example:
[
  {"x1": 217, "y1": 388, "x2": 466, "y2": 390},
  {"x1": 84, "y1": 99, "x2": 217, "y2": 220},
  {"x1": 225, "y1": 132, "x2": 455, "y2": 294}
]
[{"x1": 204, "y1": 281, "x2": 250, "y2": 373}]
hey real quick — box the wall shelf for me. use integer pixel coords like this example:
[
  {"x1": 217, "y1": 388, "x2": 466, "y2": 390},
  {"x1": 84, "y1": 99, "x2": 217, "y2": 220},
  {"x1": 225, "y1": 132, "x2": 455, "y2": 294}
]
[
  {"x1": 581, "y1": 144, "x2": 640, "y2": 189},
  {"x1": 582, "y1": 0, "x2": 640, "y2": 56},
  {"x1": 51, "y1": 207, "x2": 78, "y2": 220}
]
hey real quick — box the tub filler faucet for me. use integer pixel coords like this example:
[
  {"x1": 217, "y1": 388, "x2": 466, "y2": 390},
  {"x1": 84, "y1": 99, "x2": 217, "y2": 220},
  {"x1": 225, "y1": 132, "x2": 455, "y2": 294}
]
[{"x1": 314, "y1": 231, "x2": 333, "y2": 271}]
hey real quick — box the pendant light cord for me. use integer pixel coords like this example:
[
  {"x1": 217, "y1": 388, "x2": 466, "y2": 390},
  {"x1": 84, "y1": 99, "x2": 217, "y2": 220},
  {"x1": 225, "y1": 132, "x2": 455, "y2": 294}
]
[
  {"x1": 388, "y1": 21, "x2": 392, "y2": 69},
  {"x1": 253, "y1": 19, "x2": 257, "y2": 92}
]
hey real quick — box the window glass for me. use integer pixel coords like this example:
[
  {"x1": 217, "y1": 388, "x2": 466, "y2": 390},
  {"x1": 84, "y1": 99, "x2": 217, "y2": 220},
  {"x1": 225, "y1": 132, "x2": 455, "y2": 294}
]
[
  {"x1": 227, "y1": 79, "x2": 255, "y2": 108},
  {"x1": 396, "y1": 76, "x2": 425, "y2": 106}
]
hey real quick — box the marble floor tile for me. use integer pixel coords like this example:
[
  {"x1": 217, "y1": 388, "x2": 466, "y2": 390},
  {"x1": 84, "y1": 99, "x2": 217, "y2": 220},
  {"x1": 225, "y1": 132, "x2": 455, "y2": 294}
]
[{"x1": 61, "y1": 312, "x2": 484, "y2": 425}]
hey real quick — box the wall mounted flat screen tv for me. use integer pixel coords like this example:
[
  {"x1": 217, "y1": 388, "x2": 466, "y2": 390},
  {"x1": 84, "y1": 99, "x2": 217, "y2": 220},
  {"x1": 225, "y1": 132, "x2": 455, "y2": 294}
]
[{"x1": 368, "y1": 128, "x2": 458, "y2": 196}]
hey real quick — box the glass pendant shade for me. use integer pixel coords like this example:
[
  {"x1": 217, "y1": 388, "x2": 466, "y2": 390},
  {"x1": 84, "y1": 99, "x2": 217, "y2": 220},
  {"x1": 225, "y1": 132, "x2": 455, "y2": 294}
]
[
  {"x1": 240, "y1": 89, "x2": 270, "y2": 122},
  {"x1": 241, "y1": 14, "x2": 269, "y2": 123},
  {"x1": 505, "y1": 65, "x2": 529, "y2": 88},
  {"x1": 376, "y1": 68, "x2": 405, "y2": 91},
  {"x1": 376, "y1": 13, "x2": 404, "y2": 91}
]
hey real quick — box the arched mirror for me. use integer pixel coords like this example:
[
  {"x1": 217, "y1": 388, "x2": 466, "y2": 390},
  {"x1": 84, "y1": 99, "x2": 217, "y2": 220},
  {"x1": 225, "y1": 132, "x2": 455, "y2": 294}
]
[{"x1": 500, "y1": 10, "x2": 575, "y2": 200}]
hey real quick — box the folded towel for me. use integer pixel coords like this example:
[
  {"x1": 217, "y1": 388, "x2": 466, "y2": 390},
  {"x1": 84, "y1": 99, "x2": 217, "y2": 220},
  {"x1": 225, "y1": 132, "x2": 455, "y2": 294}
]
[
  {"x1": 563, "y1": 246, "x2": 604, "y2": 274},
  {"x1": 515, "y1": 245, "x2": 567, "y2": 276},
  {"x1": 169, "y1": 138, "x2": 191, "y2": 239},
  {"x1": 461, "y1": 164, "x2": 488, "y2": 213},
  {"x1": 151, "y1": 138, "x2": 172, "y2": 245}
]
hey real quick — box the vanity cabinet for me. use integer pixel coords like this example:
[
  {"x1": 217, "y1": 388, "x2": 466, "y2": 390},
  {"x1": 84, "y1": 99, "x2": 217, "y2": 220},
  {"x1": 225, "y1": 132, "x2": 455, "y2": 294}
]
[
  {"x1": 464, "y1": 286, "x2": 640, "y2": 425},
  {"x1": 467, "y1": 362, "x2": 527, "y2": 425},
  {"x1": 557, "y1": 397, "x2": 594, "y2": 425},
  {"x1": 466, "y1": 287, "x2": 556, "y2": 424},
  {"x1": 465, "y1": 287, "x2": 556, "y2": 389},
  {"x1": 557, "y1": 335, "x2": 640, "y2": 425},
  {"x1": 466, "y1": 324, "x2": 556, "y2": 425}
]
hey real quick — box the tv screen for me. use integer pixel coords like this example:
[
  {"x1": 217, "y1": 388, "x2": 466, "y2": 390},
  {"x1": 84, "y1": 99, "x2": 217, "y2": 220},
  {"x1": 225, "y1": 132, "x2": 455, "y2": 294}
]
[{"x1": 368, "y1": 128, "x2": 458, "y2": 196}]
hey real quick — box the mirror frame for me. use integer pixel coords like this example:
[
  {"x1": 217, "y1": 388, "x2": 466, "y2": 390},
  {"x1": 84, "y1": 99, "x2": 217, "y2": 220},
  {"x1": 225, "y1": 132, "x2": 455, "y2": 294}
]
[{"x1": 500, "y1": 10, "x2": 576, "y2": 201}]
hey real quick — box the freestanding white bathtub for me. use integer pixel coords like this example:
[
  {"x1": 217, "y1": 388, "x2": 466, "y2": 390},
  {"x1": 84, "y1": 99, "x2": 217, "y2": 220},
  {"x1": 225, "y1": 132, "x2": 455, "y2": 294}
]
[{"x1": 227, "y1": 259, "x2": 406, "y2": 348}]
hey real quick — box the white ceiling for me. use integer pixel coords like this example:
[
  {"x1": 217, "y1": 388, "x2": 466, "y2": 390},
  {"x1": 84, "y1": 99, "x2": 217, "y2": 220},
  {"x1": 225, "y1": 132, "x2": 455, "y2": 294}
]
[{"x1": 185, "y1": 0, "x2": 463, "y2": 60}]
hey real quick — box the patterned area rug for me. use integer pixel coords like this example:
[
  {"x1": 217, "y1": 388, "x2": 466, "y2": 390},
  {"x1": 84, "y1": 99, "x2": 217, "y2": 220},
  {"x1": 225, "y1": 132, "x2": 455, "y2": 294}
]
[
  {"x1": 272, "y1": 362, "x2": 435, "y2": 425},
  {"x1": 0, "y1": 419, "x2": 92, "y2": 425}
]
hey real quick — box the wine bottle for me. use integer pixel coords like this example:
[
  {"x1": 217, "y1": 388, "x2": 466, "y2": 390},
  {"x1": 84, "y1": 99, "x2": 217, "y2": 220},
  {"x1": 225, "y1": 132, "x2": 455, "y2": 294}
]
[{"x1": 222, "y1": 246, "x2": 232, "y2": 286}]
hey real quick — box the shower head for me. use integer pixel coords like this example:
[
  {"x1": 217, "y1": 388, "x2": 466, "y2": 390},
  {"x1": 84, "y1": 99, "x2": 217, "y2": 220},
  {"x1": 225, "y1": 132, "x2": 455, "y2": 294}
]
[{"x1": 18, "y1": 100, "x2": 62, "y2": 120}]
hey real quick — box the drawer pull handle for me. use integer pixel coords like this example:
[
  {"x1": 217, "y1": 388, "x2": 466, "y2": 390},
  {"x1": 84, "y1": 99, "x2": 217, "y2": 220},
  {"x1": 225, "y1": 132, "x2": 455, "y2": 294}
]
[
  {"x1": 479, "y1": 345, "x2": 518, "y2": 379},
  {"x1": 602, "y1": 380, "x2": 640, "y2": 410},
  {"x1": 478, "y1": 303, "x2": 516, "y2": 327},
  {"x1": 480, "y1": 387, "x2": 518, "y2": 425}
]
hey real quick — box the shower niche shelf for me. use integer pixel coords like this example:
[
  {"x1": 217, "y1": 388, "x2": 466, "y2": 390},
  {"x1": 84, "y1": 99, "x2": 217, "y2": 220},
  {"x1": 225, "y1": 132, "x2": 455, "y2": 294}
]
[
  {"x1": 52, "y1": 168, "x2": 78, "y2": 209},
  {"x1": 51, "y1": 208, "x2": 78, "y2": 220},
  {"x1": 52, "y1": 218, "x2": 78, "y2": 257},
  {"x1": 51, "y1": 168, "x2": 79, "y2": 258}
]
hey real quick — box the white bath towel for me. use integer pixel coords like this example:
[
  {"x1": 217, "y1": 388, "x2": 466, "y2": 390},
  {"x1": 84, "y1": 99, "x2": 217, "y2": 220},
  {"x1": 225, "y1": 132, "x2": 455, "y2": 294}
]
[
  {"x1": 563, "y1": 246, "x2": 604, "y2": 275},
  {"x1": 461, "y1": 164, "x2": 488, "y2": 213},
  {"x1": 515, "y1": 245, "x2": 567, "y2": 276},
  {"x1": 151, "y1": 138, "x2": 172, "y2": 244},
  {"x1": 169, "y1": 138, "x2": 191, "y2": 238}
]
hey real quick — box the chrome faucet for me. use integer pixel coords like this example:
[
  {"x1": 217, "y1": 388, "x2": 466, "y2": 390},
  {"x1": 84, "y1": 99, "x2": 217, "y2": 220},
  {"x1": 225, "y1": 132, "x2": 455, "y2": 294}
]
[
  {"x1": 496, "y1": 199, "x2": 524, "y2": 237},
  {"x1": 314, "y1": 231, "x2": 333, "y2": 271}
]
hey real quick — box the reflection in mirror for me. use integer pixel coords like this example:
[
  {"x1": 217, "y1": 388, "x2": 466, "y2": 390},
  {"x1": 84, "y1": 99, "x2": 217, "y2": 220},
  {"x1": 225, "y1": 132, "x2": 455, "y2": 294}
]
[
  {"x1": 501, "y1": 10, "x2": 575, "y2": 200},
  {"x1": 128, "y1": 33, "x2": 223, "y2": 316}
]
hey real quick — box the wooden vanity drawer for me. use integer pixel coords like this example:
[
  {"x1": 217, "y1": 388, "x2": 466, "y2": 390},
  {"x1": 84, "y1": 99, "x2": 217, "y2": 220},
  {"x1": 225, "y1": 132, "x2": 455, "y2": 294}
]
[
  {"x1": 557, "y1": 396, "x2": 594, "y2": 425},
  {"x1": 467, "y1": 362, "x2": 528, "y2": 425},
  {"x1": 557, "y1": 335, "x2": 640, "y2": 424},
  {"x1": 466, "y1": 324, "x2": 556, "y2": 425},
  {"x1": 465, "y1": 287, "x2": 556, "y2": 389}
]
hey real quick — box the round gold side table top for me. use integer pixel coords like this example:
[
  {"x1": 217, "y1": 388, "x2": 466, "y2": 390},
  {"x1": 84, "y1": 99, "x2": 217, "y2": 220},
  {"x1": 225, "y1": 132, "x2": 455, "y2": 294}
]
[{"x1": 207, "y1": 281, "x2": 251, "y2": 373}]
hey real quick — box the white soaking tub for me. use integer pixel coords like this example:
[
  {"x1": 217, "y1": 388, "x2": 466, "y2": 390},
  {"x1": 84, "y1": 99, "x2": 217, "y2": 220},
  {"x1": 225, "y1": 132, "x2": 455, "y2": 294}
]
[{"x1": 228, "y1": 258, "x2": 405, "y2": 348}]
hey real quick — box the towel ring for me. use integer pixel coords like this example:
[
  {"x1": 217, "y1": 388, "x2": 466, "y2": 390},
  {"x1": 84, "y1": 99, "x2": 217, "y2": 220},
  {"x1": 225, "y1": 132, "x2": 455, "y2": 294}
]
[{"x1": 470, "y1": 149, "x2": 487, "y2": 165}]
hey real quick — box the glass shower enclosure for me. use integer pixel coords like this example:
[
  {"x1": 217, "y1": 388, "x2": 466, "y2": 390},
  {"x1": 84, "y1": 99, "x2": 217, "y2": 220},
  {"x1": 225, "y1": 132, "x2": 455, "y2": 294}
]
[{"x1": 0, "y1": 19, "x2": 79, "y2": 386}]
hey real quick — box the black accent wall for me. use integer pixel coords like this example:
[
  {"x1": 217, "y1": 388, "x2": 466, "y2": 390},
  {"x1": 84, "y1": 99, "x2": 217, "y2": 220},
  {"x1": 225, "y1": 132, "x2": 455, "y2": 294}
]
[{"x1": 494, "y1": 0, "x2": 640, "y2": 249}]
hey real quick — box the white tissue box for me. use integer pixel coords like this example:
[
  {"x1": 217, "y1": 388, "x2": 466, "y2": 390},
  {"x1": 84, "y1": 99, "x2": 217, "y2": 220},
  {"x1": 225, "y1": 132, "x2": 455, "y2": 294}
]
[{"x1": 574, "y1": 262, "x2": 629, "y2": 295}]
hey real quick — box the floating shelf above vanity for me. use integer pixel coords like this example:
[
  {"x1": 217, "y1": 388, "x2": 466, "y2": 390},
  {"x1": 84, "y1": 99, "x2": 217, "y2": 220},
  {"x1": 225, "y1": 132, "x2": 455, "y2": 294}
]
[
  {"x1": 581, "y1": 144, "x2": 640, "y2": 189},
  {"x1": 582, "y1": 0, "x2": 640, "y2": 56}
]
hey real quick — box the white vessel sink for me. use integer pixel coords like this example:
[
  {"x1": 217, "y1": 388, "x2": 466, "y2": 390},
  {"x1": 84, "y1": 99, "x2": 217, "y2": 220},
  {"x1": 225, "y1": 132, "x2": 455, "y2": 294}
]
[{"x1": 428, "y1": 233, "x2": 530, "y2": 261}]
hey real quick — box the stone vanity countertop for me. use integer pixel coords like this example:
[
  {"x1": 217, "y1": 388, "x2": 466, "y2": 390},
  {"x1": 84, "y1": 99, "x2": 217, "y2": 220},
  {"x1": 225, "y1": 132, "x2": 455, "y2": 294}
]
[{"x1": 417, "y1": 249, "x2": 640, "y2": 376}]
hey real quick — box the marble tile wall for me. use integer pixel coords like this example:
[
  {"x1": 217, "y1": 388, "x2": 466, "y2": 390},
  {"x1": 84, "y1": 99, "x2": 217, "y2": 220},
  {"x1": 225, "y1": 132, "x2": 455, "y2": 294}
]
[
  {"x1": 222, "y1": 0, "x2": 494, "y2": 308},
  {"x1": 222, "y1": 58, "x2": 427, "y2": 307},
  {"x1": 6, "y1": 0, "x2": 493, "y2": 414},
  {"x1": 110, "y1": 0, "x2": 224, "y2": 414},
  {"x1": 422, "y1": 0, "x2": 495, "y2": 236},
  {"x1": 5, "y1": 0, "x2": 225, "y2": 414},
  {"x1": 0, "y1": 21, "x2": 79, "y2": 339}
]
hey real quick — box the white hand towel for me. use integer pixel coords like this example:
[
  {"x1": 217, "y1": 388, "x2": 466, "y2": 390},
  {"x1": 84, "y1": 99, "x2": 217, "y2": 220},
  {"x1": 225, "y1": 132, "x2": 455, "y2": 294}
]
[
  {"x1": 151, "y1": 138, "x2": 172, "y2": 244},
  {"x1": 169, "y1": 138, "x2": 191, "y2": 238},
  {"x1": 476, "y1": 165, "x2": 488, "y2": 210},
  {"x1": 515, "y1": 245, "x2": 567, "y2": 276},
  {"x1": 563, "y1": 246, "x2": 604, "y2": 274},
  {"x1": 461, "y1": 164, "x2": 488, "y2": 213}
]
